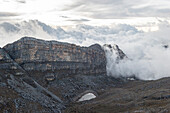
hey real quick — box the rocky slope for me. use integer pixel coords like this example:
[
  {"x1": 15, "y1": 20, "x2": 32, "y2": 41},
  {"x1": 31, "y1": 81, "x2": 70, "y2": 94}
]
[
  {"x1": 0, "y1": 46, "x2": 64, "y2": 112},
  {"x1": 65, "y1": 77, "x2": 170, "y2": 113},
  {"x1": 0, "y1": 37, "x2": 170, "y2": 113}
]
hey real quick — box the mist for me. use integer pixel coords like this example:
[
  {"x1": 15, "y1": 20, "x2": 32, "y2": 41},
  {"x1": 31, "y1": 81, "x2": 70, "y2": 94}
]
[{"x1": 0, "y1": 20, "x2": 170, "y2": 80}]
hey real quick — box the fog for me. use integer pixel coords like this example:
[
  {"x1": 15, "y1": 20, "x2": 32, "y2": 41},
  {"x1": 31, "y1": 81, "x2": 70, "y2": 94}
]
[{"x1": 0, "y1": 20, "x2": 170, "y2": 80}]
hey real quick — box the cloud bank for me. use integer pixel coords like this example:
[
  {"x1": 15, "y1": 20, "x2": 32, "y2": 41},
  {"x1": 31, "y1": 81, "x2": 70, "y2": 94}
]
[
  {"x1": 0, "y1": 20, "x2": 170, "y2": 80},
  {"x1": 63, "y1": 0, "x2": 170, "y2": 19},
  {"x1": 1, "y1": 0, "x2": 170, "y2": 27}
]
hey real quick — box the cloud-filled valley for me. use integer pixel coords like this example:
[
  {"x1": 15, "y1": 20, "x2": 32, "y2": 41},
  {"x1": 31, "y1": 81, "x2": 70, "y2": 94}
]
[{"x1": 0, "y1": 20, "x2": 170, "y2": 80}]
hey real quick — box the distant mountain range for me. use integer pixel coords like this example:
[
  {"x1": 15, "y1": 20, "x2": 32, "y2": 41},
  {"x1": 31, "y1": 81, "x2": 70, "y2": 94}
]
[
  {"x1": 0, "y1": 20, "x2": 139, "y2": 47},
  {"x1": 0, "y1": 20, "x2": 66, "y2": 38}
]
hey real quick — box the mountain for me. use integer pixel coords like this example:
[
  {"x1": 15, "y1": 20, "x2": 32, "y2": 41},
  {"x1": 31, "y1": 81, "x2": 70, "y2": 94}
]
[
  {"x1": 0, "y1": 22, "x2": 20, "y2": 32},
  {"x1": 0, "y1": 37, "x2": 170, "y2": 113},
  {"x1": 0, "y1": 20, "x2": 66, "y2": 37},
  {"x1": 3, "y1": 37, "x2": 106, "y2": 79},
  {"x1": 104, "y1": 44, "x2": 128, "y2": 61},
  {"x1": 0, "y1": 20, "x2": 141, "y2": 47},
  {"x1": 0, "y1": 37, "x2": 126, "y2": 112}
]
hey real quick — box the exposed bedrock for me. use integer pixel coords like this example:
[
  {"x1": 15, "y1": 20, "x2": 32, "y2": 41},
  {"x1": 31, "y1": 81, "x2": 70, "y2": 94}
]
[
  {"x1": 2, "y1": 37, "x2": 127, "y2": 101},
  {"x1": 0, "y1": 37, "x2": 128, "y2": 112},
  {"x1": 3, "y1": 37, "x2": 107, "y2": 80}
]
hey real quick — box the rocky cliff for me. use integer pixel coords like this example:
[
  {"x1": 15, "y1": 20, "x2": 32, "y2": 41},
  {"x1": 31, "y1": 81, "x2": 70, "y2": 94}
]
[
  {"x1": 0, "y1": 37, "x2": 125, "y2": 112},
  {"x1": 0, "y1": 46, "x2": 65, "y2": 112},
  {"x1": 3, "y1": 37, "x2": 106, "y2": 81}
]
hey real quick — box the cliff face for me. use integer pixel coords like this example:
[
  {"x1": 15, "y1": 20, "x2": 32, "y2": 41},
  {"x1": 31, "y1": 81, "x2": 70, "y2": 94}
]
[
  {"x1": 4, "y1": 37, "x2": 106, "y2": 80},
  {"x1": 104, "y1": 44, "x2": 128, "y2": 61},
  {"x1": 0, "y1": 47, "x2": 64, "y2": 113},
  {"x1": 0, "y1": 37, "x2": 124, "y2": 112},
  {"x1": 0, "y1": 47, "x2": 25, "y2": 76}
]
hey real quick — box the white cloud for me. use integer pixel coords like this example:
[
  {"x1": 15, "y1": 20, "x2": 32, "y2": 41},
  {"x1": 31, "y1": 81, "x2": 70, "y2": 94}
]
[
  {"x1": 63, "y1": 0, "x2": 170, "y2": 18},
  {"x1": 1, "y1": 0, "x2": 170, "y2": 28},
  {"x1": 0, "y1": 20, "x2": 170, "y2": 80}
]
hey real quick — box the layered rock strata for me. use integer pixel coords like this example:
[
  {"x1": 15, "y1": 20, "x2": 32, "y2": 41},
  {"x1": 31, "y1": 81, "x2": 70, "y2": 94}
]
[{"x1": 4, "y1": 37, "x2": 106, "y2": 81}]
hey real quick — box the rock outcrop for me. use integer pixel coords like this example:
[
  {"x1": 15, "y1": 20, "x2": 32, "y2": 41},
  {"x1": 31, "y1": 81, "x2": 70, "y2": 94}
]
[
  {"x1": 0, "y1": 37, "x2": 125, "y2": 112},
  {"x1": 103, "y1": 44, "x2": 128, "y2": 61},
  {"x1": 4, "y1": 37, "x2": 106, "y2": 81},
  {"x1": 0, "y1": 47, "x2": 65, "y2": 113}
]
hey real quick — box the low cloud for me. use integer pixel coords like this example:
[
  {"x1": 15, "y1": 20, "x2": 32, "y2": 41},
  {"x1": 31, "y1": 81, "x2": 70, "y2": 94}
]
[
  {"x1": 0, "y1": 20, "x2": 170, "y2": 80},
  {"x1": 67, "y1": 18, "x2": 90, "y2": 22},
  {"x1": 16, "y1": 0, "x2": 26, "y2": 3},
  {"x1": 0, "y1": 12, "x2": 21, "y2": 23},
  {"x1": 62, "y1": 0, "x2": 170, "y2": 19}
]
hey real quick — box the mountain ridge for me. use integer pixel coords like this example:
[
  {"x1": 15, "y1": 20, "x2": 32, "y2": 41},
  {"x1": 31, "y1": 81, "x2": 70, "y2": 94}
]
[{"x1": 0, "y1": 37, "x2": 123, "y2": 112}]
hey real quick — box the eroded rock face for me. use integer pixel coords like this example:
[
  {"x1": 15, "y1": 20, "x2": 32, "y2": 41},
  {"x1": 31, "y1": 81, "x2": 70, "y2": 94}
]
[
  {"x1": 0, "y1": 48, "x2": 24, "y2": 74},
  {"x1": 0, "y1": 37, "x2": 126, "y2": 112},
  {"x1": 0, "y1": 47, "x2": 64, "y2": 113},
  {"x1": 103, "y1": 44, "x2": 128, "y2": 61},
  {"x1": 4, "y1": 37, "x2": 106, "y2": 79}
]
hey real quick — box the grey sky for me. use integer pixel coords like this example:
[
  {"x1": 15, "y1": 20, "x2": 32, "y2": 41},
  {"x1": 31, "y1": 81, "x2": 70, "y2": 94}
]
[
  {"x1": 62, "y1": 0, "x2": 170, "y2": 18},
  {"x1": 0, "y1": 0, "x2": 170, "y2": 29}
]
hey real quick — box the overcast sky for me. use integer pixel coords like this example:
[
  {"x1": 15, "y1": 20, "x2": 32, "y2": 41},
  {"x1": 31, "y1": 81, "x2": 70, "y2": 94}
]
[{"x1": 1, "y1": 0, "x2": 170, "y2": 30}]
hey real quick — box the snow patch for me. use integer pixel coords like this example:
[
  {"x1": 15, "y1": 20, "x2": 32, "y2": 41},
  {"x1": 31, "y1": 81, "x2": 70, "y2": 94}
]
[{"x1": 78, "y1": 93, "x2": 96, "y2": 102}]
